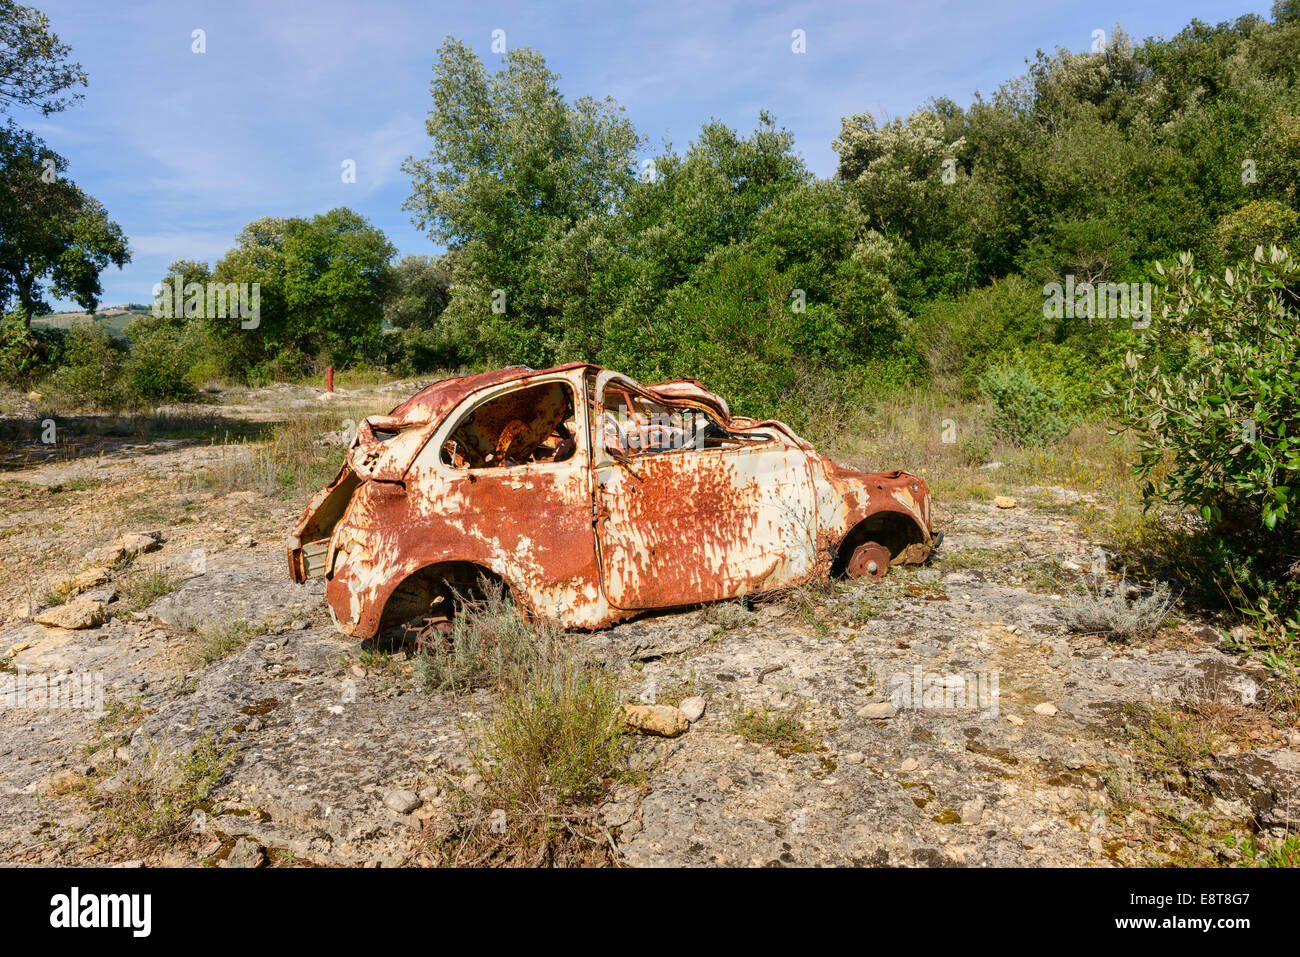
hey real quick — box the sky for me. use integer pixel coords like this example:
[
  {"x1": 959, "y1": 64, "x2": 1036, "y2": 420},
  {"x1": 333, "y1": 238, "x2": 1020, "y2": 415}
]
[{"x1": 20, "y1": 0, "x2": 1277, "y2": 311}]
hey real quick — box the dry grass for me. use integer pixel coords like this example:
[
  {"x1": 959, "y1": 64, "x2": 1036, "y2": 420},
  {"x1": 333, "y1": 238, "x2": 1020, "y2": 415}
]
[
  {"x1": 180, "y1": 411, "x2": 362, "y2": 499},
  {"x1": 813, "y1": 381, "x2": 1154, "y2": 523},
  {"x1": 419, "y1": 591, "x2": 628, "y2": 867},
  {"x1": 91, "y1": 728, "x2": 236, "y2": 855}
]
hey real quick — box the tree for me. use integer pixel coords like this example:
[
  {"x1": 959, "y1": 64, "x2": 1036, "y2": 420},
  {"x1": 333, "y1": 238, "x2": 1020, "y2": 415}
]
[
  {"x1": 384, "y1": 254, "x2": 450, "y2": 329},
  {"x1": 0, "y1": 1, "x2": 85, "y2": 115},
  {"x1": 403, "y1": 38, "x2": 640, "y2": 366},
  {"x1": 206, "y1": 208, "x2": 395, "y2": 377},
  {"x1": 0, "y1": 122, "x2": 129, "y2": 324}
]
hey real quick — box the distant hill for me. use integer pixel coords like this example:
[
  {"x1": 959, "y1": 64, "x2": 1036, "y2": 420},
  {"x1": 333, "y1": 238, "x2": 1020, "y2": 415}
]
[{"x1": 31, "y1": 304, "x2": 151, "y2": 340}]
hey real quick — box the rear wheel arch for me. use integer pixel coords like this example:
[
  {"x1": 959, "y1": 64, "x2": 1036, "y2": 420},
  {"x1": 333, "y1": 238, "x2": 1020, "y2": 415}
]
[{"x1": 375, "y1": 560, "x2": 516, "y2": 639}]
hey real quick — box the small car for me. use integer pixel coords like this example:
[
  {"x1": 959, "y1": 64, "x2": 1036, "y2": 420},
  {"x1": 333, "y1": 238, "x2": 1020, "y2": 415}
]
[{"x1": 289, "y1": 362, "x2": 939, "y2": 639}]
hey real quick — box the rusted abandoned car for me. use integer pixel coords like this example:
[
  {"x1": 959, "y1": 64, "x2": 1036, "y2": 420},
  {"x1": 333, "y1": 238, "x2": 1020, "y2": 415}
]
[{"x1": 289, "y1": 362, "x2": 939, "y2": 638}]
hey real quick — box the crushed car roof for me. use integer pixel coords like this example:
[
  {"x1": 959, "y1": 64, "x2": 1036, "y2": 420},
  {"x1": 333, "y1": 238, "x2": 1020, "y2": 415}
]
[
  {"x1": 370, "y1": 362, "x2": 595, "y2": 431},
  {"x1": 370, "y1": 362, "x2": 734, "y2": 432}
]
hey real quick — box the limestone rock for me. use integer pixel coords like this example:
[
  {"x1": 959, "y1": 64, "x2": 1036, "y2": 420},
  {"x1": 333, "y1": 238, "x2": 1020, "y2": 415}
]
[
  {"x1": 678, "y1": 696, "x2": 707, "y2": 723},
  {"x1": 223, "y1": 838, "x2": 266, "y2": 868},
  {"x1": 35, "y1": 600, "x2": 108, "y2": 630},
  {"x1": 383, "y1": 789, "x2": 420, "y2": 814},
  {"x1": 622, "y1": 703, "x2": 689, "y2": 737}
]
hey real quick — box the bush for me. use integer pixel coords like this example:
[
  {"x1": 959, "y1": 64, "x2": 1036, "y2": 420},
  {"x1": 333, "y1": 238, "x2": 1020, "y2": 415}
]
[
  {"x1": 1114, "y1": 247, "x2": 1300, "y2": 537},
  {"x1": 41, "y1": 322, "x2": 128, "y2": 410},
  {"x1": 1065, "y1": 575, "x2": 1175, "y2": 641},
  {"x1": 1008, "y1": 342, "x2": 1116, "y2": 417},
  {"x1": 977, "y1": 356, "x2": 1076, "y2": 446},
  {"x1": 413, "y1": 583, "x2": 556, "y2": 693},
  {"x1": 385, "y1": 325, "x2": 460, "y2": 376},
  {"x1": 911, "y1": 274, "x2": 1046, "y2": 396},
  {"x1": 122, "y1": 315, "x2": 205, "y2": 403},
  {"x1": 0, "y1": 311, "x2": 65, "y2": 387}
]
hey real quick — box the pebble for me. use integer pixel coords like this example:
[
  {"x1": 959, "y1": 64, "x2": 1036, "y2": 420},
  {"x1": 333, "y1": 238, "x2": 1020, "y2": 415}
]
[
  {"x1": 959, "y1": 798, "x2": 985, "y2": 825},
  {"x1": 383, "y1": 789, "x2": 421, "y2": 814},
  {"x1": 678, "y1": 696, "x2": 707, "y2": 723},
  {"x1": 1033, "y1": 702, "x2": 1059, "y2": 717},
  {"x1": 858, "y1": 702, "x2": 896, "y2": 719}
]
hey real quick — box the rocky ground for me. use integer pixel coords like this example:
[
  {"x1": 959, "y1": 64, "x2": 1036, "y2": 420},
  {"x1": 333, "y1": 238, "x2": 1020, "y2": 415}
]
[{"x1": 0, "y1": 386, "x2": 1296, "y2": 867}]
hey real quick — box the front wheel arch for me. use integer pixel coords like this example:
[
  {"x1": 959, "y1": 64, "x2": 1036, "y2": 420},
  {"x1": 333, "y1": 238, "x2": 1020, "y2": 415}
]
[{"x1": 832, "y1": 511, "x2": 929, "y2": 577}]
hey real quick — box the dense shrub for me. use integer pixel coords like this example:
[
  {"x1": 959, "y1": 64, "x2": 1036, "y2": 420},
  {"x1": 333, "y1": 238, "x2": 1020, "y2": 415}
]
[
  {"x1": 121, "y1": 314, "x2": 205, "y2": 402},
  {"x1": 911, "y1": 275, "x2": 1047, "y2": 396},
  {"x1": 977, "y1": 356, "x2": 1076, "y2": 447},
  {"x1": 1114, "y1": 246, "x2": 1300, "y2": 537},
  {"x1": 0, "y1": 310, "x2": 65, "y2": 387},
  {"x1": 41, "y1": 322, "x2": 127, "y2": 410}
]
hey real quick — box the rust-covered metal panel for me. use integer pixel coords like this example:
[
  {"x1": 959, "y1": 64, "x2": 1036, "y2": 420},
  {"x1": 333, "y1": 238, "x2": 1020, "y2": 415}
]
[{"x1": 288, "y1": 363, "x2": 938, "y2": 638}]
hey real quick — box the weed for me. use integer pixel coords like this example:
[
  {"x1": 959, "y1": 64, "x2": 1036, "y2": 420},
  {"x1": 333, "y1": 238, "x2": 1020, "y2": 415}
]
[
  {"x1": 731, "y1": 704, "x2": 822, "y2": 757},
  {"x1": 1065, "y1": 574, "x2": 1175, "y2": 641},
  {"x1": 94, "y1": 728, "x2": 235, "y2": 852}
]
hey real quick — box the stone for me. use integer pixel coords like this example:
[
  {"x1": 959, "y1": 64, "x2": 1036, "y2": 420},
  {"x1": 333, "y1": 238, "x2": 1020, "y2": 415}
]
[
  {"x1": 62, "y1": 567, "x2": 111, "y2": 595},
  {"x1": 858, "y1": 702, "x2": 896, "y2": 719},
  {"x1": 43, "y1": 768, "x2": 82, "y2": 794},
  {"x1": 843, "y1": 751, "x2": 866, "y2": 766},
  {"x1": 899, "y1": 757, "x2": 920, "y2": 773},
  {"x1": 622, "y1": 703, "x2": 689, "y2": 737},
  {"x1": 678, "y1": 696, "x2": 706, "y2": 722},
  {"x1": 119, "y1": 531, "x2": 163, "y2": 556},
  {"x1": 235, "y1": 534, "x2": 255, "y2": 548},
  {"x1": 383, "y1": 789, "x2": 421, "y2": 814},
  {"x1": 994, "y1": 496, "x2": 1018, "y2": 509},
  {"x1": 223, "y1": 838, "x2": 266, "y2": 868},
  {"x1": 83, "y1": 531, "x2": 162, "y2": 567},
  {"x1": 1006, "y1": 714, "x2": 1025, "y2": 726},
  {"x1": 35, "y1": 600, "x2": 108, "y2": 630},
  {"x1": 599, "y1": 801, "x2": 636, "y2": 827},
  {"x1": 1033, "y1": 702, "x2": 1059, "y2": 716},
  {"x1": 959, "y1": 798, "x2": 985, "y2": 825}
]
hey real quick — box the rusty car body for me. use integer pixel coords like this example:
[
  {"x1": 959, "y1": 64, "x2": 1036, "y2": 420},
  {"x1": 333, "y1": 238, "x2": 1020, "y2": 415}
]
[{"x1": 289, "y1": 362, "x2": 939, "y2": 637}]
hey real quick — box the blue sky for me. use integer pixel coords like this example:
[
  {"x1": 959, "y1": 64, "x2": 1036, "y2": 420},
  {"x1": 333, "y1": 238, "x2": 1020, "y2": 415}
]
[{"x1": 24, "y1": 0, "x2": 1274, "y2": 310}]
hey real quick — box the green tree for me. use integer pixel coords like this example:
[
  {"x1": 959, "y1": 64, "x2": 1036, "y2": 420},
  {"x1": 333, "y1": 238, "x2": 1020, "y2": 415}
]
[
  {"x1": 402, "y1": 38, "x2": 640, "y2": 366},
  {"x1": 0, "y1": 122, "x2": 129, "y2": 324},
  {"x1": 208, "y1": 208, "x2": 395, "y2": 378},
  {"x1": 384, "y1": 254, "x2": 450, "y2": 329},
  {"x1": 0, "y1": 1, "x2": 86, "y2": 115}
]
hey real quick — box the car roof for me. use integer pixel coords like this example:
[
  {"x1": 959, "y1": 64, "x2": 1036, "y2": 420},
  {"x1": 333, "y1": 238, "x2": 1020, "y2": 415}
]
[{"x1": 377, "y1": 362, "x2": 596, "y2": 429}]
